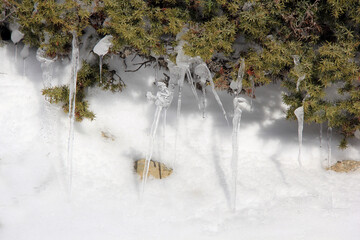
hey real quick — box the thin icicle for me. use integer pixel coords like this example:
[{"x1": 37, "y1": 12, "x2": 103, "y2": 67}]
[
  {"x1": 230, "y1": 58, "x2": 245, "y2": 93},
  {"x1": 67, "y1": 32, "x2": 80, "y2": 196},
  {"x1": 162, "y1": 109, "x2": 167, "y2": 162},
  {"x1": 142, "y1": 82, "x2": 172, "y2": 195},
  {"x1": 186, "y1": 68, "x2": 202, "y2": 112},
  {"x1": 99, "y1": 56, "x2": 103, "y2": 83},
  {"x1": 93, "y1": 35, "x2": 113, "y2": 84},
  {"x1": 327, "y1": 124, "x2": 332, "y2": 169},
  {"x1": 20, "y1": 44, "x2": 30, "y2": 77},
  {"x1": 11, "y1": 29, "x2": 24, "y2": 63},
  {"x1": 320, "y1": 123, "x2": 323, "y2": 149},
  {"x1": 249, "y1": 75, "x2": 255, "y2": 111},
  {"x1": 231, "y1": 97, "x2": 250, "y2": 211},
  {"x1": 195, "y1": 63, "x2": 229, "y2": 125},
  {"x1": 294, "y1": 106, "x2": 304, "y2": 167},
  {"x1": 201, "y1": 87, "x2": 206, "y2": 118}
]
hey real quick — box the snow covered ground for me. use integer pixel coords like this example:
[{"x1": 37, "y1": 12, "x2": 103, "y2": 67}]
[{"x1": 1, "y1": 43, "x2": 360, "y2": 240}]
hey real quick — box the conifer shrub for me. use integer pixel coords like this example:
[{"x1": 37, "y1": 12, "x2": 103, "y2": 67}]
[{"x1": 2, "y1": 0, "x2": 360, "y2": 147}]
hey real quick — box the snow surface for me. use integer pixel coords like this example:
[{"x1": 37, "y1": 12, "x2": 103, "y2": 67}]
[{"x1": 1, "y1": 43, "x2": 360, "y2": 240}]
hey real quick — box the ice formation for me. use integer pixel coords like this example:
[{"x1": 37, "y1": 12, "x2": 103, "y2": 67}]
[
  {"x1": 142, "y1": 82, "x2": 173, "y2": 195},
  {"x1": 36, "y1": 48, "x2": 57, "y2": 87},
  {"x1": 67, "y1": 32, "x2": 80, "y2": 196},
  {"x1": 294, "y1": 106, "x2": 304, "y2": 167},
  {"x1": 231, "y1": 96, "x2": 250, "y2": 211},
  {"x1": 292, "y1": 55, "x2": 306, "y2": 92},
  {"x1": 194, "y1": 62, "x2": 229, "y2": 124},
  {"x1": 93, "y1": 35, "x2": 113, "y2": 83},
  {"x1": 11, "y1": 29, "x2": 24, "y2": 62},
  {"x1": 20, "y1": 44, "x2": 30, "y2": 76},
  {"x1": 230, "y1": 58, "x2": 245, "y2": 92},
  {"x1": 327, "y1": 125, "x2": 332, "y2": 169}
]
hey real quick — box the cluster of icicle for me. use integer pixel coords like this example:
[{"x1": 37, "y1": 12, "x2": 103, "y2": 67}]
[{"x1": 140, "y1": 38, "x2": 231, "y2": 196}]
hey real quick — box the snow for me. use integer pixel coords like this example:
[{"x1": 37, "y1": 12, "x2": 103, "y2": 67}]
[{"x1": 1, "y1": 43, "x2": 360, "y2": 240}]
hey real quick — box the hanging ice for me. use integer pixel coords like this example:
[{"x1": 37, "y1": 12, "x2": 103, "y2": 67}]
[
  {"x1": 294, "y1": 106, "x2": 304, "y2": 167},
  {"x1": 230, "y1": 58, "x2": 245, "y2": 93},
  {"x1": 36, "y1": 48, "x2": 57, "y2": 87},
  {"x1": 11, "y1": 29, "x2": 24, "y2": 62},
  {"x1": 67, "y1": 32, "x2": 80, "y2": 196},
  {"x1": 93, "y1": 35, "x2": 113, "y2": 83},
  {"x1": 249, "y1": 75, "x2": 255, "y2": 111},
  {"x1": 231, "y1": 96, "x2": 250, "y2": 211},
  {"x1": 320, "y1": 123, "x2": 323, "y2": 149},
  {"x1": 194, "y1": 62, "x2": 229, "y2": 125},
  {"x1": 142, "y1": 82, "x2": 173, "y2": 195},
  {"x1": 292, "y1": 55, "x2": 306, "y2": 92},
  {"x1": 20, "y1": 44, "x2": 30, "y2": 76},
  {"x1": 327, "y1": 124, "x2": 332, "y2": 169}
]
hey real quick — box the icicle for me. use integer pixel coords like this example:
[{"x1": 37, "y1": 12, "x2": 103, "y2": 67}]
[
  {"x1": 141, "y1": 105, "x2": 162, "y2": 194},
  {"x1": 162, "y1": 108, "x2": 167, "y2": 162},
  {"x1": 294, "y1": 106, "x2": 304, "y2": 167},
  {"x1": 93, "y1": 35, "x2": 113, "y2": 84},
  {"x1": 66, "y1": 32, "x2": 80, "y2": 196},
  {"x1": 20, "y1": 44, "x2": 30, "y2": 77},
  {"x1": 320, "y1": 122, "x2": 323, "y2": 149},
  {"x1": 186, "y1": 68, "x2": 202, "y2": 112},
  {"x1": 11, "y1": 29, "x2": 24, "y2": 63},
  {"x1": 230, "y1": 58, "x2": 245, "y2": 93},
  {"x1": 231, "y1": 97, "x2": 250, "y2": 211},
  {"x1": 142, "y1": 82, "x2": 172, "y2": 195},
  {"x1": 99, "y1": 56, "x2": 103, "y2": 83},
  {"x1": 36, "y1": 48, "x2": 57, "y2": 87},
  {"x1": 208, "y1": 70, "x2": 229, "y2": 125},
  {"x1": 249, "y1": 75, "x2": 255, "y2": 111},
  {"x1": 201, "y1": 87, "x2": 206, "y2": 118},
  {"x1": 15, "y1": 44, "x2": 18, "y2": 63},
  {"x1": 195, "y1": 63, "x2": 229, "y2": 125},
  {"x1": 327, "y1": 125, "x2": 332, "y2": 169}
]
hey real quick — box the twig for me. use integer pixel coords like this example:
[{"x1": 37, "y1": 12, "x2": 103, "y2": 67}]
[{"x1": 125, "y1": 60, "x2": 153, "y2": 72}]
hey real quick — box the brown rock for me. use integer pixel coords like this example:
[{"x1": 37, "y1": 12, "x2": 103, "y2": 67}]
[
  {"x1": 134, "y1": 159, "x2": 173, "y2": 179},
  {"x1": 328, "y1": 160, "x2": 360, "y2": 173}
]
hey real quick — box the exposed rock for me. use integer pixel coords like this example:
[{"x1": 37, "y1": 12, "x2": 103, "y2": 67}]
[
  {"x1": 134, "y1": 159, "x2": 172, "y2": 179},
  {"x1": 328, "y1": 160, "x2": 360, "y2": 173}
]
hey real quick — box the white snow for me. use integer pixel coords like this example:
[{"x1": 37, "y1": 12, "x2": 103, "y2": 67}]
[{"x1": 1, "y1": 43, "x2": 360, "y2": 240}]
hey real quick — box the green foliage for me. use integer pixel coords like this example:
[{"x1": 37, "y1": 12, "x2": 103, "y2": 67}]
[
  {"x1": 3, "y1": 0, "x2": 360, "y2": 147},
  {"x1": 13, "y1": 0, "x2": 90, "y2": 57},
  {"x1": 42, "y1": 61, "x2": 125, "y2": 121}
]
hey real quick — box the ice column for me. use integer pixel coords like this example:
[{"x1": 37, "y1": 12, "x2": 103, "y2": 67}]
[
  {"x1": 294, "y1": 106, "x2": 304, "y2": 167},
  {"x1": 142, "y1": 82, "x2": 173, "y2": 195},
  {"x1": 93, "y1": 35, "x2": 113, "y2": 83},
  {"x1": 231, "y1": 97, "x2": 250, "y2": 211},
  {"x1": 66, "y1": 32, "x2": 80, "y2": 195}
]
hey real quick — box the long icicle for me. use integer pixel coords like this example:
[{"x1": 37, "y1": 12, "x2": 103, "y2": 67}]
[
  {"x1": 186, "y1": 68, "x2": 202, "y2": 112},
  {"x1": 327, "y1": 124, "x2": 332, "y2": 169},
  {"x1": 99, "y1": 55, "x2": 103, "y2": 83},
  {"x1": 206, "y1": 66, "x2": 229, "y2": 125},
  {"x1": 141, "y1": 106, "x2": 162, "y2": 195},
  {"x1": 67, "y1": 32, "x2": 80, "y2": 196},
  {"x1": 294, "y1": 106, "x2": 304, "y2": 167},
  {"x1": 173, "y1": 70, "x2": 185, "y2": 168},
  {"x1": 231, "y1": 99, "x2": 242, "y2": 211}
]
